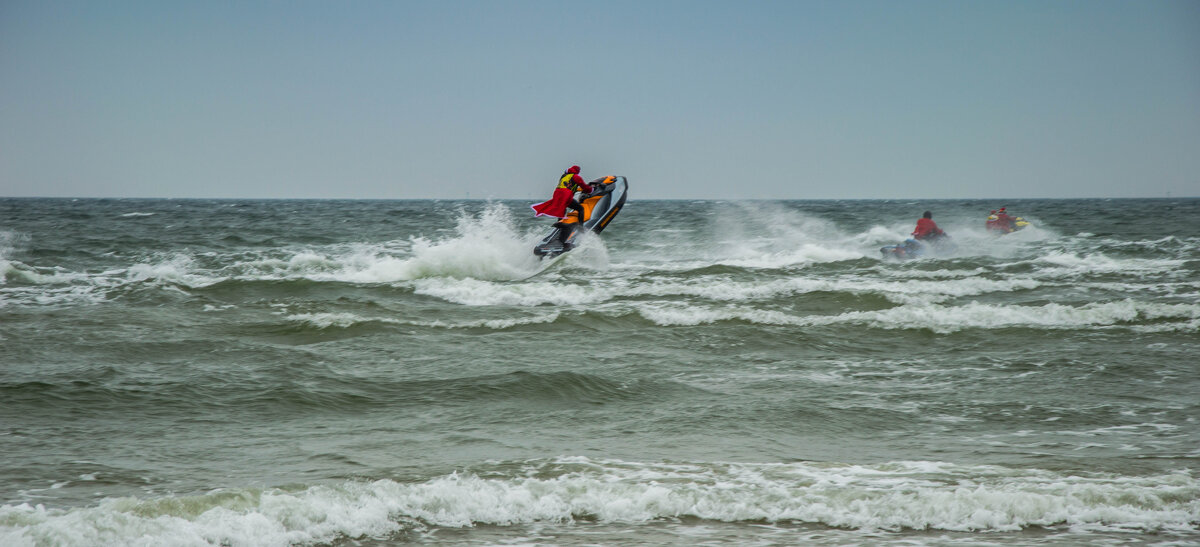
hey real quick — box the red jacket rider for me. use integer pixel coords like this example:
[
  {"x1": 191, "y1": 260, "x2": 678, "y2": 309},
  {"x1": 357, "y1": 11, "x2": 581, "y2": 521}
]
[
  {"x1": 531, "y1": 166, "x2": 593, "y2": 219},
  {"x1": 912, "y1": 211, "x2": 945, "y2": 240},
  {"x1": 995, "y1": 207, "x2": 1014, "y2": 232}
]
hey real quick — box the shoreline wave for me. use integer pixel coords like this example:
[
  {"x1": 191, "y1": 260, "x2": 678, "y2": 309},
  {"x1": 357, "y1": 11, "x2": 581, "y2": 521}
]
[{"x1": 3, "y1": 457, "x2": 1196, "y2": 547}]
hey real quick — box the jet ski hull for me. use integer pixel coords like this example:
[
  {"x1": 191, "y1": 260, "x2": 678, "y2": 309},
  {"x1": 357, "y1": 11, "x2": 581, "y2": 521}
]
[
  {"x1": 880, "y1": 236, "x2": 956, "y2": 260},
  {"x1": 534, "y1": 176, "x2": 628, "y2": 258},
  {"x1": 986, "y1": 218, "x2": 1032, "y2": 235}
]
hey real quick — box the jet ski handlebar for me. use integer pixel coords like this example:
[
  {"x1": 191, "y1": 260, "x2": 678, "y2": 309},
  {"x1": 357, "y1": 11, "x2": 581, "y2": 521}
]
[{"x1": 584, "y1": 184, "x2": 610, "y2": 197}]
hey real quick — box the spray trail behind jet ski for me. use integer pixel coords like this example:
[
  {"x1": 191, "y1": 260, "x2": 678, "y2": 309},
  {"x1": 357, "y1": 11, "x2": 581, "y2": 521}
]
[
  {"x1": 396, "y1": 203, "x2": 546, "y2": 281},
  {"x1": 616, "y1": 201, "x2": 871, "y2": 272}
]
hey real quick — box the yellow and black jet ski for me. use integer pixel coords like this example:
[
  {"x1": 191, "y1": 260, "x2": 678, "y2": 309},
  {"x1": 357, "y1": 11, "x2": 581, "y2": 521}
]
[{"x1": 533, "y1": 176, "x2": 628, "y2": 258}]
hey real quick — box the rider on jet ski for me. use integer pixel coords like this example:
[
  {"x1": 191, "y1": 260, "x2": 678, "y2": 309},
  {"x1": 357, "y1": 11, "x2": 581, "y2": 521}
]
[
  {"x1": 531, "y1": 165, "x2": 595, "y2": 245},
  {"x1": 532, "y1": 166, "x2": 593, "y2": 221},
  {"x1": 986, "y1": 207, "x2": 1025, "y2": 233},
  {"x1": 912, "y1": 211, "x2": 946, "y2": 241}
]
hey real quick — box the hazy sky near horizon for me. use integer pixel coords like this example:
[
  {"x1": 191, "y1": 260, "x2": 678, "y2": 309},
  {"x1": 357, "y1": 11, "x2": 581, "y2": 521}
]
[{"x1": 2, "y1": 0, "x2": 1198, "y2": 200}]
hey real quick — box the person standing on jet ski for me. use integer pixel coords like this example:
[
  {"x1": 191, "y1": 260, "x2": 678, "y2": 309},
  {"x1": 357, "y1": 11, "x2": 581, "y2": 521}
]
[
  {"x1": 912, "y1": 211, "x2": 946, "y2": 241},
  {"x1": 531, "y1": 165, "x2": 593, "y2": 222}
]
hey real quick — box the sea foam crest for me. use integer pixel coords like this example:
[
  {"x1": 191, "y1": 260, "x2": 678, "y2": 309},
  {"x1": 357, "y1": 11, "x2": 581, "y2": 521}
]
[
  {"x1": 0, "y1": 231, "x2": 29, "y2": 287},
  {"x1": 410, "y1": 271, "x2": 1042, "y2": 308},
  {"x1": 711, "y1": 243, "x2": 865, "y2": 269},
  {"x1": 635, "y1": 299, "x2": 1200, "y2": 332},
  {"x1": 127, "y1": 253, "x2": 214, "y2": 286},
  {"x1": 285, "y1": 312, "x2": 367, "y2": 329},
  {"x1": 649, "y1": 203, "x2": 870, "y2": 270},
  {"x1": 0, "y1": 230, "x2": 125, "y2": 306},
  {"x1": 2, "y1": 458, "x2": 1196, "y2": 546},
  {"x1": 284, "y1": 311, "x2": 561, "y2": 330},
  {"x1": 121, "y1": 204, "x2": 549, "y2": 286},
  {"x1": 411, "y1": 277, "x2": 601, "y2": 307},
  {"x1": 1030, "y1": 251, "x2": 1189, "y2": 277},
  {"x1": 378, "y1": 203, "x2": 546, "y2": 281}
]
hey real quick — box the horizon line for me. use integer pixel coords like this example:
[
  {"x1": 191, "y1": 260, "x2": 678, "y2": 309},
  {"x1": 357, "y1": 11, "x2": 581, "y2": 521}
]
[{"x1": 2, "y1": 195, "x2": 1197, "y2": 202}]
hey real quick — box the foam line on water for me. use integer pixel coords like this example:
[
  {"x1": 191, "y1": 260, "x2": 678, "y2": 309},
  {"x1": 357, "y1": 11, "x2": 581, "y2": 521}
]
[
  {"x1": 2, "y1": 204, "x2": 553, "y2": 309},
  {"x1": 1027, "y1": 252, "x2": 1190, "y2": 276},
  {"x1": 284, "y1": 311, "x2": 561, "y2": 330},
  {"x1": 275, "y1": 203, "x2": 546, "y2": 282},
  {"x1": 633, "y1": 300, "x2": 1200, "y2": 332},
  {"x1": 2, "y1": 458, "x2": 1196, "y2": 546},
  {"x1": 412, "y1": 273, "x2": 1044, "y2": 307}
]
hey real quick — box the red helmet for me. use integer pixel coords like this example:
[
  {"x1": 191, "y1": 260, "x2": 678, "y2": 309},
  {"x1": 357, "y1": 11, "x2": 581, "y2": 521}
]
[{"x1": 567, "y1": 165, "x2": 580, "y2": 174}]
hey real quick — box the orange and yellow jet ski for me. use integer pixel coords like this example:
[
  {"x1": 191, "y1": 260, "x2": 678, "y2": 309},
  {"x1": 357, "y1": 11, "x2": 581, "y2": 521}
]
[{"x1": 533, "y1": 176, "x2": 628, "y2": 258}]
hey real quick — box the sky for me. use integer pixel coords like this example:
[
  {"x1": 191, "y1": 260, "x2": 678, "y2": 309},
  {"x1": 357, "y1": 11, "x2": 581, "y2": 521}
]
[{"x1": 1, "y1": 0, "x2": 1198, "y2": 200}]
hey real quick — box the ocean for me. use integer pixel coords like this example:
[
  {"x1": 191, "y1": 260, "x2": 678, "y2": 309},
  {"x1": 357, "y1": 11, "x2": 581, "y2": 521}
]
[{"x1": 1, "y1": 196, "x2": 1198, "y2": 546}]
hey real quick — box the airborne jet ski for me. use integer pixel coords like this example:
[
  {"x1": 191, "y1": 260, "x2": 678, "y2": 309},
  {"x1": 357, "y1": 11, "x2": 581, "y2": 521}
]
[{"x1": 533, "y1": 176, "x2": 628, "y2": 258}]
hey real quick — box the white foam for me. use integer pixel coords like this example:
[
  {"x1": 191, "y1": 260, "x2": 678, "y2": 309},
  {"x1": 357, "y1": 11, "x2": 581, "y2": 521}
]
[
  {"x1": 866, "y1": 277, "x2": 1042, "y2": 305},
  {"x1": 0, "y1": 232, "x2": 62, "y2": 290},
  {"x1": 1134, "y1": 317, "x2": 1200, "y2": 333},
  {"x1": 286, "y1": 312, "x2": 367, "y2": 329},
  {"x1": 127, "y1": 254, "x2": 217, "y2": 287},
  {"x1": 1029, "y1": 251, "x2": 1189, "y2": 277},
  {"x1": 3, "y1": 250, "x2": 233, "y2": 308},
  {"x1": 103, "y1": 204, "x2": 549, "y2": 289},
  {"x1": 941, "y1": 224, "x2": 1058, "y2": 259},
  {"x1": 838, "y1": 300, "x2": 1200, "y2": 333},
  {"x1": 1093, "y1": 235, "x2": 1199, "y2": 255},
  {"x1": 637, "y1": 304, "x2": 799, "y2": 326},
  {"x1": 856, "y1": 224, "x2": 911, "y2": 247},
  {"x1": 663, "y1": 203, "x2": 872, "y2": 269},
  {"x1": 387, "y1": 204, "x2": 545, "y2": 281},
  {"x1": 3, "y1": 458, "x2": 1196, "y2": 545},
  {"x1": 633, "y1": 299, "x2": 1200, "y2": 333},
  {"x1": 218, "y1": 249, "x2": 360, "y2": 282},
  {"x1": 284, "y1": 311, "x2": 560, "y2": 330},
  {"x1": 412, "y1": 276, "x2": 843, "y2": 308},
  {"x1": 256, "y1": 204, "x2": 552, "y2": 284},
  {"x1": 416, "y1": 313, "x2": 560, "y2": 330},
  {"x1": 877, "y1": 267, "x2": 988, "y2": 279},
  {"x1": 410, "y1": 271, "x2": 1043, "y2": 308},
  {"x1": 669, "y1": 206, "x2": 1059, "y2": 268},
  {"x1": 713, "y1": 243, "x2": 866, "y2": 269},
  {"x1": 0, "y1": 276, "x2": 115, "y2": 307},
  {"x1": 96, "y1": 204, "x2": 550, "y2": 289},
  {"x1": 412, "y1": 278, "x2": 599, "y2": 307}
]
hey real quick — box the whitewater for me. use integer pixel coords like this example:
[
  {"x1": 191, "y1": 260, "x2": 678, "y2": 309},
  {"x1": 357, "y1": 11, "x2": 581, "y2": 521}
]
[{"x1": 1, "y1": 197, "x2": 1197, "y2": 546}]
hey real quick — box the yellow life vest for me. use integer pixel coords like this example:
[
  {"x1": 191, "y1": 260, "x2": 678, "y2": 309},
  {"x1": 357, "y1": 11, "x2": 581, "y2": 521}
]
[{"x1": 557, "y1": 172, "x2": 580, "y2": 191}]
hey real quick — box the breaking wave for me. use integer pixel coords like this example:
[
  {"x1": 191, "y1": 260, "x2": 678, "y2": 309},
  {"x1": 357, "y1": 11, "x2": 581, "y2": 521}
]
[
  {"x1": 3, "y1": 458, "x2": 1196, "y2": 546},
  {"x1": 633, "y1": 299, "x2": 1200, "y2": 333}
]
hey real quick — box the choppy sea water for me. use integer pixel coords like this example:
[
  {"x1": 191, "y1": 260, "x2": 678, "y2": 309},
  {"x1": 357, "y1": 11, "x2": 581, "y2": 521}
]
[{"x1": 1, "y1": 196, "x2": 1198, "y2": 546}]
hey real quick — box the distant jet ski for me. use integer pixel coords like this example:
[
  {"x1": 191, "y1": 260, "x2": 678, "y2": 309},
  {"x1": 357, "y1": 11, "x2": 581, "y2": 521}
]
[
  {"x1": 986, "y1": 214, "x2": 1031, "y2": 234},
  {"x1": 985, "y1": 208, "x2": 1030, "y2": 235},
  {"x1": 533, "y1": 176, "x2": 628, "y2": 258},
  {"x1": 880, "y1": 236, "x2": 956, "y2": 260}
]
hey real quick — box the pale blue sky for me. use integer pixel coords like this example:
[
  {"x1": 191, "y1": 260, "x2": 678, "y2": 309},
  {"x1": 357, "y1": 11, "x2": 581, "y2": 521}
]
[{"x1": 2, "y1": 0, "x2": 1197, "y2": 199}]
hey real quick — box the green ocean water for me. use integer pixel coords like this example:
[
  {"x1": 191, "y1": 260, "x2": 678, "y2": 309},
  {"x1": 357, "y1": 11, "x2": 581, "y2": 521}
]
[{"x1": 2, "y1": 196, "x2": 1198, "y2": 545}]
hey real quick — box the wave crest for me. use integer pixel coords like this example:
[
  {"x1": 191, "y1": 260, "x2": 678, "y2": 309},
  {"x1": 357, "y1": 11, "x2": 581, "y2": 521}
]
[{"x1": 4, "y1": 458, "x2": 1196, "y2": 546}]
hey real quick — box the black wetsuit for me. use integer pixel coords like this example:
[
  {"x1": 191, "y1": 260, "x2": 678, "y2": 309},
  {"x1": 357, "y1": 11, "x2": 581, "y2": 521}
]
[{"x1": 553, "y1": 200, "x2": 588, "y2": 245}]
